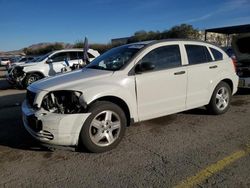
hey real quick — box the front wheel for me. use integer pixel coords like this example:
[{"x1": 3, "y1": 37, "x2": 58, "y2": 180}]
[
  {"x1": 79, "y1": 101, "x2": 127, "y2": 153},
  {"x1": 206, "y1": 81, "x2": 232, "y2": 115},
  {"x1": 23, "y1": 73, "x2": 42, "y2": 88}
]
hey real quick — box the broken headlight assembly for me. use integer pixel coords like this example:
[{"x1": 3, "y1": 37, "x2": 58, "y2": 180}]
[
  {"x1": 12, "y1": 66, "x2": 25, "y2": 79},
  {"x1": 41, "y1": 90, "x2": 87, "y2": 114}
]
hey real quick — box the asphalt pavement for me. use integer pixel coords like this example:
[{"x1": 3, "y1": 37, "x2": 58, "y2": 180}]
[{"x1": 0, "y1": 66, "x2": 250, "y2": 188}]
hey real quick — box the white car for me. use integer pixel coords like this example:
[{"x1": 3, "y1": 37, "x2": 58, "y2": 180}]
[
  {"x1": 232, "y1": 33, "x2": 250, "y2": 88},
  {"x1": 22, "y1": 40, "x2": 238, "y2": 153},
  {"x1": 0, "y1": 57, "x2": 10, "y2": 66},
  {"x1": 6, "y1": 56, "x2": 35, "y2": 70},
  {"x1": 7, "y1": 48, "x2": 100, "y2": 87}
]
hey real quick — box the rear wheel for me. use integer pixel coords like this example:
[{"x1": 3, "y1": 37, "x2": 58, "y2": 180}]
[
  {"x1": 79, "y1": 101, "x2": 126, "y2": 153},
  {"x1": 24, "y1": 73, "x2": 42, "y2": 88},
  {"x1": 206, "y1": 81, "x2": 232, "y2": 115}
]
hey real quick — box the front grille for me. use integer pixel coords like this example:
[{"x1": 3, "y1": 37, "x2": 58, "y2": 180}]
[
  {"x1": 27, "y1": 115, "x2": 43, "y2": 132},
  {"x1": 40, "y1": 130, "x2": 54, "y2": 140},
  {"x1": 26, "y1": 90, "x2": 36, "y2": 107}
]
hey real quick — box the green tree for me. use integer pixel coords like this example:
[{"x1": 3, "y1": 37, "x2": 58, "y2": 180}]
[
  {"x1": 127, "y1": 24, "x2": 200, "y2": 43},
  {"x1": 166, "y1": 24, "x2": 200, "y2": 39},
  {"x1": 73, "y1": 40, "x2": 84, "y2": 48},
  {"x1": 25, "y1": 43, "x2": 64, "y2": 55}
]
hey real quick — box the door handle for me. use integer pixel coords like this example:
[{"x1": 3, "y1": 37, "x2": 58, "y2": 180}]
[
  {"x1": 174, "y1": 71, "x2": 186, "y2": 75},
  {"x1": 209, "y1": 65, "x2": 218, "y2": 69}
]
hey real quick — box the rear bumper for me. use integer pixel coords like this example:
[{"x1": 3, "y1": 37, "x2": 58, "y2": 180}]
[{"x1": 238, "y1": 77, "x2": 250, "y2": 88}]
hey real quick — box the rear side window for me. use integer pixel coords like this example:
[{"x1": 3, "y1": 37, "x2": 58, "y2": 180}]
[
  {"x1": 185, "y1": 45, "x2": 212, "y2": 65},
  {"x1": 78, "y1": 52, "x2": 95, "y2": 59},
  {"x1": 210, "y1": 48, "x2": 223, "y2": 61},
  {"x1": 69, "y1": 52, "x2": 79, "y2": 60},
  {"x1": 140, "y1": 45, "x2": 181, "y2": 70}
]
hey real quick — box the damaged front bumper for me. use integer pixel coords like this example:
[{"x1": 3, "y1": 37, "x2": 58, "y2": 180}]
[
  {"x1": 6, "y1": 66, "x2": 26, "y2": 87},
  {"x1": 22, "y1": 100, "x2": 91, "y2": 146}
]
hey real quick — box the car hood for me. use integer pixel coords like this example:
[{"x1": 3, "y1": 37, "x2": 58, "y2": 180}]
[
  {"x1": 12, "y1": 62, "x2": 26, "y2": 66},
  {"x1": 29, "y1": 68, "x2": 113, "y2": 91},
  {"x1": 232, "y1": 33, "x2": 250, "y2": 65},
  {"x1": 18, "y1": 61, "x2": 40, "y2": 67}
]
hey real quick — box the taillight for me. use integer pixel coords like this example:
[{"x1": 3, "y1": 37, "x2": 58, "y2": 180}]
[{"x1": 231, "y1": 57, "x2": 237, "y2": 72}]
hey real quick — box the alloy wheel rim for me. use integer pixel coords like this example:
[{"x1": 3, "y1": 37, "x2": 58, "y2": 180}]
[
  {"x1": 215, "y1": 87, "x2": 229, "y2": 111},
  {"x1": 89, "y1": 110, "x2": 121, "y2": 147},
  {"x1": 27, "y1": 76, "x2": 38, "y2": 85}
]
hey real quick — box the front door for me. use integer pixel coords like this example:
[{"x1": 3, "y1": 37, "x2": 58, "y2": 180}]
[{"x1": 135, "y1": 44, "x2": 187, "y2": 121}]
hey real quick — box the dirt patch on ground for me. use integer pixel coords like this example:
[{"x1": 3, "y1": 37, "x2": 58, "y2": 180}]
[
  {"x1": 0, "y1": 151, "x2": 23, "y2": 164},
  {"x1": 231, "y1": 99, "x2": 250, "y2": 106},
  {"x1": 144, "y1": 115, "x2": 177, "y2": 134}
]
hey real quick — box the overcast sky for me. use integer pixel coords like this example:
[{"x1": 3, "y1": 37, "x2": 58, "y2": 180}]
[{"x1": 0, "y1": 0, "x2": 249, "y2": 51}]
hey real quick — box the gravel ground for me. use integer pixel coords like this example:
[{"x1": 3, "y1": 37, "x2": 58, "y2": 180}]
[{"x1": 0, "y1": 66, "x2": 250, "y2": 187}]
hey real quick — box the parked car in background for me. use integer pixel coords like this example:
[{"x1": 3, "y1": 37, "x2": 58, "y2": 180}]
[
  {"x1": 6, "y1": 56, "x2": 35, "y2": 70},
  {"x1": 232, "y1": 33, "x2": 250, "y2": 88},
  {"x1": 7, "y1": 48, "x2": 100, "y2": 88},
  {"x1": 0, "y1": 57, "x2": 10, "y2": 66},
  {"x1": 22, "y1": 39, "x2": 238, "y2": 153}
]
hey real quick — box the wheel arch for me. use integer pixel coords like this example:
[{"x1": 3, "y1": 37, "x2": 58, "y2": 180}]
[
  {"x1": 25, "y1": 71, "x2": 45, "y2": 78},
  {"x1": 208, "y1": 78, "x2": 234, "y2": 104},
  {"x1": 88, "y1": 96, "x2": 133, "y2": 127},
  {"x1": 220, "y1": 78, "x2": 233, "y2": 93}
]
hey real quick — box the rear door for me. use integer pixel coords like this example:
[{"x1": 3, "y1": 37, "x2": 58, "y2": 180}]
[
  {"x1": 135, "y1": 44, "x2": 187, "y2": 121},
  {"x1": 69, "y1": 51, "x2": 81, "y2": 65},
  {"x1": 184, "y1": 44, "x2": 219, "y2": 109}
]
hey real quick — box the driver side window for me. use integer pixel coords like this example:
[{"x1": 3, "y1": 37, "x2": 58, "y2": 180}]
[{"x1": 140, "y1": 45, "x2": 182, "y2": 71}]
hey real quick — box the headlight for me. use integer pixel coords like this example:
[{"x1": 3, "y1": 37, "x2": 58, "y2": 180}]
[
  {"x1": 12, "y1": 66, "x2": 24, "y2": 78},
  {"x1": 41, "y1": 90, "x2": 87, "y2": 114}
]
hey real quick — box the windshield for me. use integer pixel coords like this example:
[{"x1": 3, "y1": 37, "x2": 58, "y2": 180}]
[
  {"x1": 26, "y1": 56, "x2": 40, "y2": 63},
  {"x1": 86, "y1": 44, "x2": 145, "y2": 71},
  {"x1": 35, "y1": 52, "x2": 53, "y2": 62},
  {"x1": 18, "y1": 57, "x2": 26, "y2": 62}
]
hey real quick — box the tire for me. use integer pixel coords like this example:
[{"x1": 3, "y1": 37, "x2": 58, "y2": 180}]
[
  {"x1": 79, "y1": 101, "x2": 127, "y2": 153},
  {"x1": 23, "y1": 73, "x2": 42, "y2": 88},
  {"x1": 206, "y1": 81, "x2": 232, "y2": 115}
]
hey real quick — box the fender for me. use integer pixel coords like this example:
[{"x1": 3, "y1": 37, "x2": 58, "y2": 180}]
[
  {"x1": 82, "y1": 83, "x2": 139, "y2": 122},
  {"x1": 24, "y1": 71, "x2": 45, "y2": 78},
  {"x1": 23, "y1": 65, "x2": 47, "y2": 77},
  {"x1": 207, "y1": 72, "x2": 236, "y2": 104}
]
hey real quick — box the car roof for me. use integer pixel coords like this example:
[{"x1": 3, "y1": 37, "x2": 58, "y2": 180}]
[
  {"x1": 126, "y1": 39, "x2": 225, "y2": 53},
  {"x1": 128, "y1": 39, "x2": 220, "y2": 47}
]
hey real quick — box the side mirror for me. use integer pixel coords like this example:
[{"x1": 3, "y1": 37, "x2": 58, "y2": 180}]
[
  {"x1": 46, "y1": 58, "x2": 53, "y2": 64},
  {"x1": 135, "y1": 62, "x2": 155, "y2": 73}
]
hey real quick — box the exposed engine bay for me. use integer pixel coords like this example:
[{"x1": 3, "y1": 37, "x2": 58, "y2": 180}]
[
  {"x1": 8, "y1": 66, "x2": 26, "y2": 86},
  {"x1": 41, "y1": 91, "x2": 87, "y2": 114}
]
